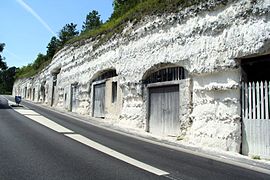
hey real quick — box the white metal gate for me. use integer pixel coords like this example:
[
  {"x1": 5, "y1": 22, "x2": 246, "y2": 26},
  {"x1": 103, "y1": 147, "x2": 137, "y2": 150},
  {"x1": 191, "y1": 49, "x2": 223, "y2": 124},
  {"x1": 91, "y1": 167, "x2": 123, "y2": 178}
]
[
  {"x1": 149, "y1": 85, "x2": 179, "y2": 137},
  {"x1": 242, "y1": 81, "x2": 270, "y2": 158}
]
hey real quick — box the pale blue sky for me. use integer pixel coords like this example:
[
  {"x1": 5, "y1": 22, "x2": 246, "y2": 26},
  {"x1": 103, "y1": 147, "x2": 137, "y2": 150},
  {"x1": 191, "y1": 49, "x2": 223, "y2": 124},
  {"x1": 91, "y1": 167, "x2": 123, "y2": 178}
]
[{"x1": 0, "y1": 0, "x2": 114, "y2": 67}]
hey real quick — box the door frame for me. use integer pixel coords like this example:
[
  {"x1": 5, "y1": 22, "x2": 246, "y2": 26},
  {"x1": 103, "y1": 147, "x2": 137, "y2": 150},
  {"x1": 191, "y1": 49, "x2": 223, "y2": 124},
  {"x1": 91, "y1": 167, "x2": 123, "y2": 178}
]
[
  {"x1": 146, "y1": 80, "x2": 181, "y2": 133},
  {"x1": 240, "y1": 55, "x2": 270, "y2": 158},
  {"x1": 70, "y1": 82, "x2": 78, "y2": 112},
  {"x1": 91, "y1": 79, "x2": 106, "y2": 117}
]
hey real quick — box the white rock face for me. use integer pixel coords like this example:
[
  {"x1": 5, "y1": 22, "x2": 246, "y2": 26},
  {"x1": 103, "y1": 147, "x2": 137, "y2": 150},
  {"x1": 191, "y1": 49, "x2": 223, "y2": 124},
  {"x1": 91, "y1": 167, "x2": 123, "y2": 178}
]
[{"x1": 13, "y1": 0, "x2": 270, "y2": 152}]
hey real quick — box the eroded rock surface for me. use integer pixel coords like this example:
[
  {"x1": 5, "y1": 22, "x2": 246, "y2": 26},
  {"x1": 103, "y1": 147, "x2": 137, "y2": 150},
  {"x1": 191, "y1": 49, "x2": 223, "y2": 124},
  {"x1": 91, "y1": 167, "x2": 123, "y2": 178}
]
[{"x1": 13, "y1": 0, "x2": 270, "y2": 152}]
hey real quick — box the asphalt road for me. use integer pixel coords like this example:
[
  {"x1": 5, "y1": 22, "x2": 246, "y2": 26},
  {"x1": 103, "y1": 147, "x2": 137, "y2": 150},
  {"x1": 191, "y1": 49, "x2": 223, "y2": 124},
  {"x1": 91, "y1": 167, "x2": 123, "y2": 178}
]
[{"x1": 0, "y1": 95, "x2": 270, "y2": 180}]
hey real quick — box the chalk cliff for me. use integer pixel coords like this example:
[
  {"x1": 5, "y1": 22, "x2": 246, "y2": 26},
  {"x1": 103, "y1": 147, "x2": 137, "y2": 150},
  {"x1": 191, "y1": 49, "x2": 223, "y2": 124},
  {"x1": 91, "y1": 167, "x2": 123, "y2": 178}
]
[{"x1": 13, "y1": 0, "x2": 270, "y2": 153}]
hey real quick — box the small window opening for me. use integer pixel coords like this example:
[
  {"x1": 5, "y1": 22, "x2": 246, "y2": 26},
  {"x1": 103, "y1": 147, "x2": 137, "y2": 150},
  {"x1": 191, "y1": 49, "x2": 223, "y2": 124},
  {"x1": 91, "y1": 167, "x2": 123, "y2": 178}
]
[
  {"x1": 241, "y1": 55, "x2": 270, "y2": 82},
  {"x1": 143, "y1": 67, "x2": 186, "y2": 84},
  {"x1": 33, "y1": 88, "x2": 35, "y2": 100},
  {"x1": 94, "y1": 70, "x2": 117, "y2": 82},
  {"x1": 53, "y1": 75, "x2": 57, "y2": 86},
  {"x1": 24, "y1": 87, "x2": 27, "y2": 98},
  {"x1": 112, "y1": 82, "x2": 117, "y2": 103}
]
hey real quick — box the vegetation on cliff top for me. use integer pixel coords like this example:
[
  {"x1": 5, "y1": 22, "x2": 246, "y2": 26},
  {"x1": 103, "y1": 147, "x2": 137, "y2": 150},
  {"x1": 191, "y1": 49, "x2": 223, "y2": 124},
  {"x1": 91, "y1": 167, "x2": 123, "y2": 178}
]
[
  {"x1": 16, "y1": 0, "x2": 205, "y2": 79},
  {"x1": 69, "y1": 0, "x2": 205, "y2": 45}
]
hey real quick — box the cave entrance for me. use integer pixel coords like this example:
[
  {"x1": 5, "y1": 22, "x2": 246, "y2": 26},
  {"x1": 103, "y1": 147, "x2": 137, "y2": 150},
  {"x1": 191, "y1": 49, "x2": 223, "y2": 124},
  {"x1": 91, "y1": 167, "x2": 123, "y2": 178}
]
[
  {"x1": 32, "y1": 88, "x2": 35, "y2": 101},
  {"x1": 70, "y1": 82, "x2": 79, "y2": 112},
  {"x1": 241, "y1": 54, "x2": 270, "y2": 159},
  {"x1": 241, "y1": 55, "x2": 270, "y2": 82},
  {"x1": 40, "y1": 81, "x2": 46, "y2": 103},
  {"x1": 91, "y1": 69, "x2": 118, "y2": 118},
  {"x1": 51, "y1": 68, "x2": 61, "y2": 107},
  {"x1": 143, "y1": 65, "x2": 189, "y2": 137}
]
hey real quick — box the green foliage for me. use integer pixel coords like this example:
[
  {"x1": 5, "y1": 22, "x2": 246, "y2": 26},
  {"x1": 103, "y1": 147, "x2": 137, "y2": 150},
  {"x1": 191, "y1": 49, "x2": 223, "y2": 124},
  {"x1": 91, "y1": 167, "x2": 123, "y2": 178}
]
[
  {"x1": 58, "y1": 23, "x2": 79, "y2": 47},
  {"x1": 69, "y1": 0, "x2": 205, "y2": 47},
  {"x1": 15, "y1": 64, "x2": 35, "y2": 79},
  {"x1": 0, "y1": 67, "x2": 16, "y2": 94},
  {"x1": 47, "y1": 36, "x2": 59, "y2": 59},
  {"x1": 177, "y1": 136, "x2": 184, "y2": 141},
  {"x1": 82, "y1": 10, "x2": 103, "y2": 33},
  {"x1": 15, "y1": 53, "x2": 51, "y2": 79},
  {"x1": 111, "y1": 0, "x2": 142, "y2": 20},
  {"x1": 0, "y1": 43, "x2": 4, "y2": 52},
  {"x1": 252, "y1": 155, "x2": 261, "y2": 160},
  {"x1": 0, "y1": 43, "x2": 7, "y2": 71},
  {"x1": 0, "y1": 43, "x2": 16, "y2": 94},
  {"x1": 32, "y1": 53, "x2": 48, "y2": 70}
]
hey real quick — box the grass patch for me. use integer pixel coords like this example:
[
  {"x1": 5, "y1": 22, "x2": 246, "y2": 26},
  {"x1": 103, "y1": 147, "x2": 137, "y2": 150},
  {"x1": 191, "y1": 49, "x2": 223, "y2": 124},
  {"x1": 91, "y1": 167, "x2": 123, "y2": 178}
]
[
  {"x1": 15, "y1": 60, "x2": 51, "y2": 79},
  {"x1": 252, "y1": 155, "x2": 261, "y2": 160},
  {"x1": 177, "y1": 136, "x2": 184, "y2": 141}
]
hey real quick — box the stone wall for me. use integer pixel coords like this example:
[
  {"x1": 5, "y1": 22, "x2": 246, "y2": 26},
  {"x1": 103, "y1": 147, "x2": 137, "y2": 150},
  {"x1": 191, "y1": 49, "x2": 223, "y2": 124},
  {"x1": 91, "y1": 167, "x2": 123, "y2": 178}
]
[{"x1": 13, "y1": 0, "x2": 270, "y2": 152}]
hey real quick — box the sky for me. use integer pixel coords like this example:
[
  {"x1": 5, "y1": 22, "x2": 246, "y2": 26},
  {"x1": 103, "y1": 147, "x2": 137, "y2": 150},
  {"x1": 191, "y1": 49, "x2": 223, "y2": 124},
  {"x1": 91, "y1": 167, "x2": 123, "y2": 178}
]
[{"x1": 0, "y1": 0, "x2": 114, "y2": 68}]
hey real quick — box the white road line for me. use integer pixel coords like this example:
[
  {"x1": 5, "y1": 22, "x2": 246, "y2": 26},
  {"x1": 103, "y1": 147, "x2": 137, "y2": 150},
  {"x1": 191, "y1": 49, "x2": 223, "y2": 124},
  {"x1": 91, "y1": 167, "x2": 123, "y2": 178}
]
[
  {"x1": 66, "y1": 134, "x2": 169, "y2": 176},
  {"x1": 14, "y1": 109, "x2": 74, "y2": 133},
  {"x1": 13, "y1": 108, "x2": 169, "y2": 176},
  {"x1": 8, "y1": 100, "x2": 16, "y2": 106},
  {"x1": 14, "y1": 109, "x2": 40, "y2": 115}
]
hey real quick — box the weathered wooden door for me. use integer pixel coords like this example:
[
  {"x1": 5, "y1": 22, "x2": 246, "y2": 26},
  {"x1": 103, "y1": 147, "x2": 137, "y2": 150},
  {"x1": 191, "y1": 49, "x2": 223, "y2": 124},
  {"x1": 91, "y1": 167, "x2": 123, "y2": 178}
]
[
  {"x1": 32, "y1": 88, "x2": 35, "y2": 101},
  {"x1": 93, "y1": 83, "x2": 105, "y2": 118},
  {"x1": 24, "y1": 87, "x2": 27, "y2": 99},
  {"x1": 149, "y1": 85, "x2": 179, "y2": 137},
  {"x1": 242, "y1": 81, "x2": 270, "y2": 159},
  {"x1": 71, "y1": 85, "x2": 78, "y2": 112},
  {"x1": 40, "y1": 85, "x2": 45, "y2": 102}
]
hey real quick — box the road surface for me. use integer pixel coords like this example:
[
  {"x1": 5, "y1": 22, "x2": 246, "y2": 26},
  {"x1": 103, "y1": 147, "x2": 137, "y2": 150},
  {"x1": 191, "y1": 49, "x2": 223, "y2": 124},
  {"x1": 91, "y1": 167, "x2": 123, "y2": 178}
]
[{"x1": 0, "y1": 95, "x2": 269, "y2": 180}]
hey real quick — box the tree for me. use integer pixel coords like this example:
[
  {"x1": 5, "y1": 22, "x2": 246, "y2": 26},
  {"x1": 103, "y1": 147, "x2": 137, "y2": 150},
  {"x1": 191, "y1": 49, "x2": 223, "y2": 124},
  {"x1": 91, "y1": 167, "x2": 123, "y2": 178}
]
[
  {"x1": 32, "y1": 53, "x2": 47, "y2": 70},
  {"x1": 82, "y1": 10, "x2": 103, "y2": 32},
  {"x1": 111, "y1": 0, "x2": 142, "y2": 20},
  {"x1": 0, "y1": 67, "x2": 16, "y2": 94},
  {"x1": 0, "y1": 43, "x2": 7, "y2": 70},
  {"x1": 113, "y1": 0, "x2": 127, "y2": 10},
  {"x1": 46, "y1": 36, "x2": 59, "y2": 59},
  {"x1": 58, "y1": 23, "x2": 79, "y2": 46},
  {"x1": 0, "y1": 42, "x2": 15, "y2": 94}
]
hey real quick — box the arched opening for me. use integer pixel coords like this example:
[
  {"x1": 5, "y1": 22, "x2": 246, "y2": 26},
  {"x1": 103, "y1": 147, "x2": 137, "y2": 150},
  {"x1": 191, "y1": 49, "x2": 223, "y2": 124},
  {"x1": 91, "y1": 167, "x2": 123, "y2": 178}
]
[
  {"x1": 32, "y1": 88, "x2": 35, "y2": 101},
  {"x1": 24, "y1": 87, "x2": 27, "y2": 99},
  {"x1": 90, "y1": 69, "x2": 121, "y2": 119},
  {"x1": 51, "y1": 67, "x2": 61, "y2": 107},
  {"x1": 241, "y1": 55, "x2": 270, "y2": 82},
  {"x1": 70, "y1": 82, "x2": 79, "y2": 112},
  {"x1": 40, "y1": 81, "x2": 46, "y2": 103},
  {"x1": 91, "y1": 69, "x2": 117, "y2": 83},
  {"x1": 29, "y1": 88, "x2": 32, "y2": 100},
  {"x1": 143, "y1": 64, "x2": 189, "y2": 137},
  {"x1": 143, "y1": 66, "x2": 187, "y2": 84}
]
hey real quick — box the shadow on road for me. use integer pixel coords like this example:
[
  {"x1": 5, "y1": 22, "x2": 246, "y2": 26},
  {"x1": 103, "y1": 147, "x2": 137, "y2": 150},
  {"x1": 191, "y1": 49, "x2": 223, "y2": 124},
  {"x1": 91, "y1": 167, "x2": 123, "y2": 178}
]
[
  {"x1": 0, "y1": 104, "x2": 11, "y2": 109},
  {"x1": 0, "y1": 96, "x2": 11, "y2": 109}
]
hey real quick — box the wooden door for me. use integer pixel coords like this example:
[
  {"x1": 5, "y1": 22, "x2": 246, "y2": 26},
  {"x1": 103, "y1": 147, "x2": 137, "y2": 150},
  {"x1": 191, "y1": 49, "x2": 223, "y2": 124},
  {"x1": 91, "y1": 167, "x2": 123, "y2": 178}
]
[
  {"x1": 93, "y1": 83, "x2": 105, "y2": 118},
  {"x1": 71, "y1": 85, "x2": 78, "y2": 112},
  {"x1": 149, "y1": 85, "x2": 179, "y2": 137}
]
